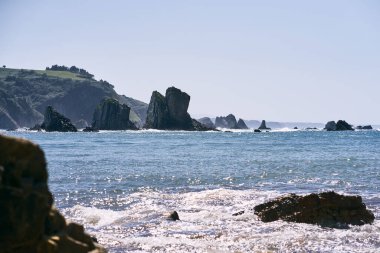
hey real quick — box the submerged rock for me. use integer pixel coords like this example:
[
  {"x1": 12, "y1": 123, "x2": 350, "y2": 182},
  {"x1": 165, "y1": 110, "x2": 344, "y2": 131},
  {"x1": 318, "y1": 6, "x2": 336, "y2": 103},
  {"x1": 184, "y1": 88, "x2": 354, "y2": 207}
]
[
  {"x1": 254, "y1": 191, "x2": 374, "y2": 228},
  {"x1": 254, "y1": 129, "x2": 261, "y2": 132},
  {"x1": 83, "y1": 126, "x2": 99, "y2": 132},
  {"x1": 41, "y1": 106, "x2": 77, "y2": 132},
  {"x1": 197, "y1": 117, "x2": 215, "y2": 129},
  {"x1": 92, "y1": 98, "x2": 137, "y2": 130},
  {"x1": 237, "y1": 119, "x2": 249, "y2": 129},
  {"x1": 29, "y1": 123, "x2": 42, "y2": 131},
  {"x1": 168, "y1": 211, "x2": 180, "y2": 221},
  {"x1": 0, "y1": 134, "x2": 106, "y2": 252},
  {"x1": 258, "y1": 120, "x2": 271, "y2": 130},
  {"x1": 144, "y1": 87, "x2": 213, "y2": 131}
]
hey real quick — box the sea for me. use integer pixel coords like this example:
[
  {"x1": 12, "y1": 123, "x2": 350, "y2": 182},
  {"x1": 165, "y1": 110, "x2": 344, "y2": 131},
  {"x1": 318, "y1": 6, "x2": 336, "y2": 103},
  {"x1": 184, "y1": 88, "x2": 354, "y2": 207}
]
[{"x1": 3, "y1": 129, "x2": 380, "y2": 253}]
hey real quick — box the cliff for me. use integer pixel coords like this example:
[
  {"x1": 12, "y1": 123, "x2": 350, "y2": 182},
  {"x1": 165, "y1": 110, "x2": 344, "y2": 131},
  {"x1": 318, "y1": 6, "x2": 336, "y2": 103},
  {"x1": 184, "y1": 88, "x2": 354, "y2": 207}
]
[
  {"x1": 0, "y1": 134, "x2": 106, "y2": 252},
  {"x1": 92, "y1": 98, "x2": 137, "y2": 130},
  {"x1": 0, "y1": 67, "x2": 148, "y2": 129}
]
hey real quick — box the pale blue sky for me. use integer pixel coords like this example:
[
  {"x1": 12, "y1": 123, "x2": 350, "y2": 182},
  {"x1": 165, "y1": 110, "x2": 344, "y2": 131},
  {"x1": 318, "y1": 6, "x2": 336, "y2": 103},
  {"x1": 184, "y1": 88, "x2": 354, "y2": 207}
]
[{"x1": 1, "y1": 0, "x2": 379, "y2": 124}]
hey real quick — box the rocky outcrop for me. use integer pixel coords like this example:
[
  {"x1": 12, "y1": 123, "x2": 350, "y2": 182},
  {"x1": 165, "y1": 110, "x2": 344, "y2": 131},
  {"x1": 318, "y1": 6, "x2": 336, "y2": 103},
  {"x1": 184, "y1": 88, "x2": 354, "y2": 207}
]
[
  {"x1": 254, "y1": 191, "x2": 374, "y2": 228},
  {"x1": 41, "y1": 106, "x2": 77, "y2": 132},
  {"x1": 325, "y1": 120, "x2": 354, "y2": 131},
  {"x1": 356, "y1": 125, "x2": 373, "y2": 130},
  {"x1": 237, "y1": 119, "x2": 249, "y2": 129},
  {"x1": 258, "y1": 120, "x2": 271, "y2": 130},
  {"x1": 215, "y1": 114, "x2": 238, "y2": 129},
  {"x1": 144, "y1": 87, "x2": 213, "y2": 131},
  {"x1": 197, "y1": 117, "x2": 215, "y2": 129},
  {"x1": 0, "y1": 134, "x2": 106, "y2": 253},
  {"x1": 92, "y1": 98, "x2": 137, "y2": 130}
]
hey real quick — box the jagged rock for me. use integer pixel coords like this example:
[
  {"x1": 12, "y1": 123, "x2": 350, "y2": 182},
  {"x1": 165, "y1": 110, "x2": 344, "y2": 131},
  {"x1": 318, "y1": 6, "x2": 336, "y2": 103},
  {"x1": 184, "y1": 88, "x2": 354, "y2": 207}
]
[
  {"x1": 258, "y1": 120, "x2": 271, "y2": 130},
  {"x1": 215, "y1": 114, "x2": 238, "y2": 129},
  {"x1": 41, "y1": 106, "x2": 77, "y2": 132},
  {"x1": 144, "y1": 87, "x2": 213, "y2": 131},
  {"x1": 92, "y1": 98, "x2": 137, "y2": 130},
  {"x1": 197, "y1": 117, "x2": 215, "y2": 128},
  {"x1": 356, "y1": 125, "x2": 373, "y2": 130},
  {"x1": 237, "y1": 119, "x2": 249, "y2": 129},
  {"x1": 0, "y1": 135, "x2": 106, "y2": 252},
  {"x1": 254, "y1": 191, "x2": 374, "y2": 228}
]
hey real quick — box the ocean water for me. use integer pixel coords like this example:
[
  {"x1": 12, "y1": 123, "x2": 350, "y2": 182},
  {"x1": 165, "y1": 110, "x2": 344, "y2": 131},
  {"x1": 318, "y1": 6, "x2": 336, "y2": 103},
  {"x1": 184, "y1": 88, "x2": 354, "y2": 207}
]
[{"x1": 3, "y1": 129, "x2": 380, "y2": 253}]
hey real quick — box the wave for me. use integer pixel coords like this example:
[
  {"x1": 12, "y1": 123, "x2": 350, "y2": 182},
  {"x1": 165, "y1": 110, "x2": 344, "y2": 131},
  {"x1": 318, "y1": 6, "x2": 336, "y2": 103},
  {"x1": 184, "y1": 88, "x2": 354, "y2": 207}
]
[{"x1": 60, "y1": 188, "x2": 380, "y2": 253}]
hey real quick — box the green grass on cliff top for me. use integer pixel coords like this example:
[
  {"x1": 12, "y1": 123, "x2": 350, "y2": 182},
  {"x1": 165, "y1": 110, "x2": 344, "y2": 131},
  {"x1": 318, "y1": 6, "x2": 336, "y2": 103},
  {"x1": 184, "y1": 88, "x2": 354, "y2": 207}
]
[{"x1": 0, "y1": 68, "x2": 88, "y2": 81}]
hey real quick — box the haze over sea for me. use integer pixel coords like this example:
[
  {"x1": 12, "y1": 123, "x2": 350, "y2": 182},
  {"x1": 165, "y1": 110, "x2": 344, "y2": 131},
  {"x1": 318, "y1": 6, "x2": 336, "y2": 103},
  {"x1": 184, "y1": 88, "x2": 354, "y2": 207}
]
[{"x1": 3, "y1": 129, "x2": 380, "y2": 253}]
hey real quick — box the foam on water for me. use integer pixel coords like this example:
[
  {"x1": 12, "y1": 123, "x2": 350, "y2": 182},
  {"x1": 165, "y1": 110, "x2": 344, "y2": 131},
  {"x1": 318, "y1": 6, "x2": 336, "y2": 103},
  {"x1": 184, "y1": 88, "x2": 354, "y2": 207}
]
[{"x1": 62, "y1": 188, "x2": 380, "y2": 253}]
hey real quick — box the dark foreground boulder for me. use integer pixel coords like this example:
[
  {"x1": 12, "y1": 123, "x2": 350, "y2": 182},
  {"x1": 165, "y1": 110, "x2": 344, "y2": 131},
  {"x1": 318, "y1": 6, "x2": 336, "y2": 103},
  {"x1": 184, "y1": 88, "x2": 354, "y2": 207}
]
[
  {"x1": 41, "y1": 106, "x2": 77, "y2": 132},
  {"x1": 144, "y1": 87, "x2": 213, "y2": 131},
  {"x1": 92, "y1": 98, "x2": 137, "y2": 130},
  {"x1": 0, "y1": 134, "x2": 106, "y2": 253},
  {"x1": 254, "y1": 192, "x2": 374, "y2": 228},
  {"x1": 258, "y1": 120, "x2": 271, "y2": 130}
]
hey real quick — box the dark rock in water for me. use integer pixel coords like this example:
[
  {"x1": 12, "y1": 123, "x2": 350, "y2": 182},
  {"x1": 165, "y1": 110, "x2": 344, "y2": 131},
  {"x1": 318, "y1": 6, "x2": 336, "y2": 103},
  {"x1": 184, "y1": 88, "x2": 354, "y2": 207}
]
[
  {"x1": 258, "y1": 120, "x2": 271, "y2": 130},
  {"x1": 41, "y1": 106, "x2": 77, "y2": 132},
  {"x1": 83, "y1": 126, "x2": 99, "y2": 132},
  {"x1": 144, "y1": 87, "x2": 213, "y2": 131},
  {"x1": 232, "y1": 210, "x2": 245, "y2": 216},
  {"x1": 254, "y1": 129, "x2": 261, "y2": 132},
  {"x1": 294, "y1": 126, "x2": 298, "y2": 129},
  {"x1": 325, "y1": 120, "x2": 353, "y2": 131},
  {"x1": 92, "y1": 98, "x2": 137, "y2": 130},
  {"x1": 197, "y1": 117, "x2": 215, "y2": 128},
  {"x1": 0, "y1": 135, "x2": 106, "y2": 252},
  {"x1": 254, "y1": 191, "x2": 374, "y2": 228},
  {"x1": 237, "y1": 119, "x2": 249, "y2": 129},
  {"x1": 356, "y1": 125, "x2": 373, "y2": 130},
  {"x1": 169, "y1": 211, "x2": 180, "y2": 221},
  {"x1": 324, "y1": 121, "x2": 337, "y2": 131},
  {"x1": 29, "y1": 124, "x2": 42, "y2": 131},
  {"x1": 336, "y1": 120, "x2": 354, "y2": 131},
  {"x1": 306, "y1": 127, "x2": 317, "y2": 130}
]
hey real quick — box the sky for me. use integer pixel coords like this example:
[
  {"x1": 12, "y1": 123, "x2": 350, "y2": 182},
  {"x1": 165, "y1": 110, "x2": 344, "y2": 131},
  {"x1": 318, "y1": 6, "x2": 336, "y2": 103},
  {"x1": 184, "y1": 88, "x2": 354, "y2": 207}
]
[{"x1": 0, "y1": 0, "x2": 379, "y2": 124}]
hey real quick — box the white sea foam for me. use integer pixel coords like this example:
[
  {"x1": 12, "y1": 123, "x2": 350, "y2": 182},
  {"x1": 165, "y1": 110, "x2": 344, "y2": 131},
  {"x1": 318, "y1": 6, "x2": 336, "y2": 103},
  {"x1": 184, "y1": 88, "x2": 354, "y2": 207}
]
[{"x1": 61, "y1": 188, "x2": 380, "y2": 253}]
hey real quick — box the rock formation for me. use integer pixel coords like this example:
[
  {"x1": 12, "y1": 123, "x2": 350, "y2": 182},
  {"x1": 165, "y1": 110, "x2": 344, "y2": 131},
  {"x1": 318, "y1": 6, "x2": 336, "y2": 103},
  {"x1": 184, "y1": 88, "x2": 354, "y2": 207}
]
[
  {"x1": 215, "y1": 114, "x2": 238, "y2": 129},
  {"x1": 92, "y1": 98, "x2": 137, "y2": 130},
  {"x1": 356, "y1": 125, "x2": 373, "y2": 130},
  {"x1": 325, "y1": 120, "x2": 354, "y2": 131},
  {"x1": 258, "y1": 120, "x2": 271, "y2": 130},
  {"x1": 236, "y1": 119, "x2": 249, "y2": 129},
  {"x1": 0, "y1": 134, "x2": 106, "y2": 253},
  {"x1": 254, "y1": 191, "x2": 374, "y2": 228},
  {"x1": 41, "y1": 106, "x2": 77, "y2": 132},
  {"x1": 197, "y1": 117, "x2": 215, "y2": 129},
  {"x1": 144, "y1": 87, "x2": 213, "y2": 131}
]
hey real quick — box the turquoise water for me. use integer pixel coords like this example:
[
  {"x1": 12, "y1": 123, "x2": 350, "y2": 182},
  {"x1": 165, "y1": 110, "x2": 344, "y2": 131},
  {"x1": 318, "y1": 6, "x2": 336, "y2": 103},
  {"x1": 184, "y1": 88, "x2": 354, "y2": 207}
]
[{"x1": 4, "y1": 130, "x2": 380, "y2": 252}]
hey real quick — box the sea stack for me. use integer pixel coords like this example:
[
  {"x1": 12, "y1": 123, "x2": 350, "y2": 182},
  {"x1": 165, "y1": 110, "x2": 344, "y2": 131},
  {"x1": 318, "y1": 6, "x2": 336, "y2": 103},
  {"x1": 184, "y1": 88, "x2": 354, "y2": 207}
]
[
  {"x1": 0, "y1": 135, "x2": 106, "y2": 252},
  {"x1": 92, "y1": 98, "x2": 137, "y2": 130},
  {"x1": 236, "y1": 119, "x2": 249, "y2": 129},
  {"x1": 197, "y1": 117, "x2": 215, "y2": 129},
  {"x1": 214, "y1": 114, "x2": 248, "y2": 129},
  {"x1": 41, "y1": 106, "x2": 77, "y2": 132},
  {"x1": 144, "y1": 87, "x2": 212, "y2": 131},
  {"x1": 258, "y1": 120, "x2": 271, "y2": 130}
]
